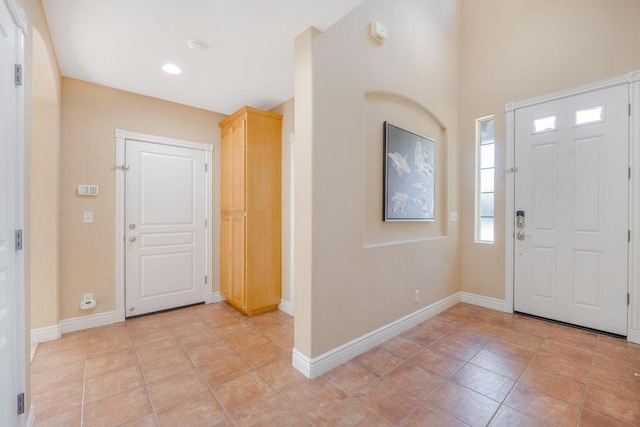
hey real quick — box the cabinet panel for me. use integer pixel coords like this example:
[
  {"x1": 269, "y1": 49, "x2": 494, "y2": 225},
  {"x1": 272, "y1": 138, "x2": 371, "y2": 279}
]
[
  {"x1": 231, "y1": 119, "x2": 246, "y2": 212},
  {"x1": 220, "y1": 215, "x2": 233, "y2": 298},
  {"x1": 231, "y1": 215, "x2": 245, "y2": 308},
  {"x1": 220, "y1": 128, "x2": 233, "y2": 212},
  {"x1": 221, "y1": 119, "x2": 246, "y2": 213},
  {"x1": 220, "y1": 214, "x2": 245, "y2": 308}
]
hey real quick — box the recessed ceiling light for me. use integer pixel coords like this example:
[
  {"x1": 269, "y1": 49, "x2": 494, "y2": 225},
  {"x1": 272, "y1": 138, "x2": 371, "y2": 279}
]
[{"x1": 162, "y1": 63, "x2": 181, "y2": 75}]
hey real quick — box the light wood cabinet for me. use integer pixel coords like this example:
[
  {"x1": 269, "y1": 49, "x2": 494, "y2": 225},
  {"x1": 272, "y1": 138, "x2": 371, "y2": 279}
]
[{"x1": 219, "y1": 106, "x2": 282, "y2": 315}]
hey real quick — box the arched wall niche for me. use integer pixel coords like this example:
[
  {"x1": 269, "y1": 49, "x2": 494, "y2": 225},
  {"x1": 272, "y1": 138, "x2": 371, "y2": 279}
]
[{"x1": 364, "y1": 91, "x2": 449, "y2": 247}]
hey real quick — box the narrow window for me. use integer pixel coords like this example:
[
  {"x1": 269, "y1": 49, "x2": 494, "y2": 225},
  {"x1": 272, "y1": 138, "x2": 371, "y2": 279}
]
[
  {"x1": 533, "y1": 114, "x2": 558, "y2": 134},
  {"x1": 476, "y1": 116, "x2": 495, "y2": 243},
  {"x1": 575, "y1": 105, "x2": 604, "y2": 126}
]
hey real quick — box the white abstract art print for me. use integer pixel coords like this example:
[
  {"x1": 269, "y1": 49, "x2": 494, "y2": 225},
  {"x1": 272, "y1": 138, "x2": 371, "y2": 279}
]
[{"x1": 384, "y1": 122, "x2": 435, "y2": 221}]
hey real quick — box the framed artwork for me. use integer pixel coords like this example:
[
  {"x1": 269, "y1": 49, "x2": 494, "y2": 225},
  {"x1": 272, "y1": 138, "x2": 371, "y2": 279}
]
[{"x1": 383, "y1": 122, "x2": 435, "y2": 221}]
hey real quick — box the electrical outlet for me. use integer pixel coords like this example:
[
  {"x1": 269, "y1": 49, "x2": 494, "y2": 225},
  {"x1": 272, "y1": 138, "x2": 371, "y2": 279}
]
[
  {"x1": 83, "y1": 293, "x2": 93, "y2": 302},
  {"x1": 414, "y1": 290, "x2": 420, "y2": 303}
]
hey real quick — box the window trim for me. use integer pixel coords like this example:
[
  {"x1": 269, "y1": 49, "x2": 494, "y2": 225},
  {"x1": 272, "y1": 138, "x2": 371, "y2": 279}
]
[{"x1": 476, "y1": 115, "x2": 495, "y2": 244}]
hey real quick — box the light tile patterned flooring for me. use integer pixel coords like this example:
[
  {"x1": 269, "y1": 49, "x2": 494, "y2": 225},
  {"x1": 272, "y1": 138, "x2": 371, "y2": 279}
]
[{"x1": 31, "y1": 302, "x2": 640, "y2": 426}]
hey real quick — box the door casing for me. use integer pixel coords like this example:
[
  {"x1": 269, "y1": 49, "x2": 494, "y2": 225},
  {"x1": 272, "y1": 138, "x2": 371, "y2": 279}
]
[
  {"x1": 505, "y1": 71, "x2": 640, "y2": 343},
  {"x1": 1, "y1": 0, "x2": 27, "y2": 424},
  {"x1": 114, "y1": 130, "x2": 215, "y2": 322}
]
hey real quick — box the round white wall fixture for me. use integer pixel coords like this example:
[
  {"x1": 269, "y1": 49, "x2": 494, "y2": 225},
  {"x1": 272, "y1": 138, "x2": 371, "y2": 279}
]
[{"x1": 187, "y1": 39, "x2": 207, "y2": 54}]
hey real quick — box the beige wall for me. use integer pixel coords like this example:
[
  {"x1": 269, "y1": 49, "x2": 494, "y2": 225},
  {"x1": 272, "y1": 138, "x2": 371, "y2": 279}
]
[
  {"x1": 270, "y1": 98, "x2": 295, "y2": 307},
  {"x1": 459, "y1": 0, "x2": 640, "y2": 299},
  {"x1": 29, "y1": 17, "x2": 62, "y2": 329},
  {"x1": 295, "y1": 0, "x2": 462, "y2": 357},
  {"x1": 19, "y1": 0, "x2": 62, "y2": 408},
  {"x1": 60, "y1": 78, "x2": 226, "y2": 319}
]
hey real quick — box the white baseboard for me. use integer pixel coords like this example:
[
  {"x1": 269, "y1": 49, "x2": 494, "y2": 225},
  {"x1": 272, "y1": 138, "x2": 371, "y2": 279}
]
[
  {"x1": 30, "y1": 324, "x2": 61, "y2": 344},
  {"x1": 30, "y1": 342, "x2": 38, "y2": 362},
  {"x1": 278, "y1": 299, "x2": 294, "y2": 316},
  {"x1": 31, "y1": 295, "x2": 229, "y2": 344},
  {"x1": 461, "y1": 292, "x2": 506, "y2": 312},
  {"x1": 26, "y1": 405, "x2": 35, "y2": 427},
  {"x1": 292, "y1": 292, "x2": 462, "y2": 379},
  {"x1": 205, "y1": 292, "x2": 225, "y2": 304},
  {"x1": 627, "y1": 328, "x2": 640, "y2": 344},
  {"x1": 61, "y1": 309, "x2": 124, "y2": 334}
]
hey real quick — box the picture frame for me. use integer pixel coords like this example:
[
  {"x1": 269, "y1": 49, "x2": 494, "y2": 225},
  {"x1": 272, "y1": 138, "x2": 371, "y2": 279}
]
[{"x1": 383, "y1": 122, "x2": 435, "y2": 221}]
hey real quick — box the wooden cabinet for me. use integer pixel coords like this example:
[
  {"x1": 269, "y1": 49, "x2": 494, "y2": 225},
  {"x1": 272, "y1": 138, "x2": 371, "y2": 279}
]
[{"x1": 219, "y1": 106, "x2": 282, "y2": 315}]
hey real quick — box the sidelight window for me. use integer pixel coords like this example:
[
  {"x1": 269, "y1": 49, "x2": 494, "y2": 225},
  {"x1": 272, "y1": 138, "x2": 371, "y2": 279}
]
[{"x1": 476, "y1": 116, "x2": 495, "y2": 243}]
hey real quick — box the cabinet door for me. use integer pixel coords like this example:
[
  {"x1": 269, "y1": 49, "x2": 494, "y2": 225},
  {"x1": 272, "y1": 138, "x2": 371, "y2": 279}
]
[
  {"x1": 220, "y1": 128, "x2": 233, "y2": 211},
  {"x1": 221, "y1": 118, "x2": 245, "y2": 212},
  {"x1": 230, "y1": 215, "x2": 246, "y2": 308},
  {"x1": 231, "y1": 119, "x2": 246, "y2": 211},
  {"x1": 220, "y1": 215, "x2": 233, "y2": 299}
]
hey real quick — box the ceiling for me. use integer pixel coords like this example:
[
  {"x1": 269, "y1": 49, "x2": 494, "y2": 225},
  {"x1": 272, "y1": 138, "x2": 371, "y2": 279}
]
[{"x1": 41, "y1": 0, "x2": 367, "y2": 115}]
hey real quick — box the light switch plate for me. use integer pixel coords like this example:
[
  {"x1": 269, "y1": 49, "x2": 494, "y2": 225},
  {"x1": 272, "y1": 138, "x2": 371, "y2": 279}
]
[
  {"x1": 449, "y1": 212, "x2": 458, "y2": 222},
  {"x1": 83, "y1": 211, "x2": 93, "y2": 224}
]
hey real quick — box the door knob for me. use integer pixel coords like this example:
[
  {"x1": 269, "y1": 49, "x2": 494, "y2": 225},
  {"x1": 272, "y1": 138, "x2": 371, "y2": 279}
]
[
  {"x1": 128, "y1": 236, "x2": 137, "y2": 242},
  {"x1": 129, "y1": 224, "x2": 136, "y2": 230}
]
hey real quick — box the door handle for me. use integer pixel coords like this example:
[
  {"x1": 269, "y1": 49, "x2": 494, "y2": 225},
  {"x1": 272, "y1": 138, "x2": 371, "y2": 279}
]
[
  {"x1": 129, "y1": 224, "x2": 136, "y2": 230},
  {"x1": 128, "y1": 236, "x2": 137, "y2": 242},
  {"x1": 516, "y1": 231, "x2": 532, "y2": 241}
]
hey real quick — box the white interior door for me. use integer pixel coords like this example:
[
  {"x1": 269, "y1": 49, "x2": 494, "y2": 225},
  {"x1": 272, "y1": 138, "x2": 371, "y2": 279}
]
[
  {"x1": 514, "y1": 85, "x2": 629, "y2": 335},
  {"x1": 0, "y1": 1, "x2": 21, "y2": 423},
  {"x1": 125, "y1": 140, "x2": 207, "y2": 317}
]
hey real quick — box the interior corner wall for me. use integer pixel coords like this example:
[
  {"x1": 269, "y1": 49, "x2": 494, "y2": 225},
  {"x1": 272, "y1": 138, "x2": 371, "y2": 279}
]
[
  {"x1": 22, "y1": 0, "x2": 62, "y2": 331},
  {"x1": 295, "y1": 0, "x2": 462, "y2": 358},
  {"x1": 60, "y1": 78, "x2": 226, "y2": 320},
  {"x1": 459, "y1": 0, "x2": 640, "y2": 300},
  {"x1": 270, "y1": 98, "x2": 295, "y2": 308},
  {"x1": 293, "y1": 28, "x2": 317, "y2": 356}
]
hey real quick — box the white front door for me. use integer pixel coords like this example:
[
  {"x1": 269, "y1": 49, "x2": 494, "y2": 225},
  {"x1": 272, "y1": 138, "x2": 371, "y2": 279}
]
[
  {"x1": 514, "y1": 85, "x2": 629, "y2": 335},
  {"x1": 125, "y1": 140, "x2": 208, "y2": 317},
  {"x1": 0, "y1": 1, "x2": 22, "y2": 424}
]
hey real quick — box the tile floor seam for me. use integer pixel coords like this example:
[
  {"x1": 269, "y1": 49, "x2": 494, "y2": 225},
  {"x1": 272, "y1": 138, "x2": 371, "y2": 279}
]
[
  {"x1": 394, "y1": 325, "x2": 483, "y2": 426},
  {"x1": 178, "y1": 307, "x2": 235, "y2": 425},
  {"x1": 471, "y1": 319, "x2": 536, "y2": 427},
  {"x1": 193, "y1": 360, "x2": 234, "y2": 423},
  {"x1": 126, "y1": 320, "x2": 156, "y2": 425},
  {"x1": 79, "y1": 333, "x2": 87, "y2": 427},
  {"x1": 195, "y1": 304, "x2": 264, "y2": 425},
  {"x1": 276, "y1": 391, "x2": 312, "y2": 426},
  {"x1": 512, "y1": 334, "x2": 587, "y2": 426},
  {"x1": 574, "y1": 334, "x2": 599, "y2": 427}
]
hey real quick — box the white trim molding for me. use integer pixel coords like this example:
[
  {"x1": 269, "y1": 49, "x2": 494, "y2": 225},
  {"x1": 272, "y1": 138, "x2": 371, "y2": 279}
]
[
  {"x1": 629, "y1": 74, "x2": 640, "y2": 344},
  {"x1": 461, "y1": 292, "x2": 507, "y2": 312},
  {"x1": 61, "y1": 310, "x2": 126, "y2": 334},
  {"x1": 506, "y1": 70, "x2": 640, "y2": 343},
  {"x1": 292, "y1": 292, "x2": 462, "y2": 379},
  {"x1": 26, "y1": 405, "x2": 35, "y2": 427},
  {"x1": 114, "y1": 129, "x2": 214, "y2": 320},
  {"x1": 278, "y1": 299, "x2": 294, "y2": 317},
  {"x1": 505, "y1": 72, "x2": 639, "y2": 113},
  {"x1": 30, "y1": 324, "x2": 61, "y2": 344},
  {"x1": 205, "y1": 292, "x2": 225, "y2": 304},
  {"x1": 3, "y1": 0, "x2": 27, "y2": 32}
]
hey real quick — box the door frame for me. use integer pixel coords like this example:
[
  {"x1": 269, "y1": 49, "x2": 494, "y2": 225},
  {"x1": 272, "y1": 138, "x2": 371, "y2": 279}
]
[
  {"x1": 114, "y1": 130, "x2": 215, "y2": 322},
  {"x1": 505, "y1": 71, "x2": 640, "y2": 343},
  {"x1": 3, "y1": 0, "x2": 27, "y2": 424}
]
